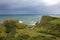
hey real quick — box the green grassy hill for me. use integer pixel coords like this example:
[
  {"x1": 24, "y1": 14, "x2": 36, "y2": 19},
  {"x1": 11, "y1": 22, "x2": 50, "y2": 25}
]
[
  {"x1": 50, "y1": 19, "x2": 60, "y2": 25},
  {"x1": 0, "y1": 16, "x2": 60, "y2": 40},
  {"x1": 35, "y1": 16, "x2": 60, "y2": 40},
  {"x1": 36, "y1": 16, "x2": 58, "y2": 27}
]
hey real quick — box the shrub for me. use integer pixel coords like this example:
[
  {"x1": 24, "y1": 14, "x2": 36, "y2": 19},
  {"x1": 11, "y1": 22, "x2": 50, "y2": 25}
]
[
  {"x1": 37, "y1": 30, "x2": 60, "y2": 37},
  {"x1": 16, "y1": 34, "x2": 30, "y2": 40},
  {"x1": 29, "y1": 35, "x2": 56, "y2": 40}
]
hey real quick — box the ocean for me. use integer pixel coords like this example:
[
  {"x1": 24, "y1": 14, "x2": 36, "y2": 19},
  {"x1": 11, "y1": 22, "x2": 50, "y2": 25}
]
[
  {"x1": 0, "y1": 14, "x2": 42, "y2": 25},
  {"x1": 0, "y1": 14, "x2": 60, "y2": 25}
]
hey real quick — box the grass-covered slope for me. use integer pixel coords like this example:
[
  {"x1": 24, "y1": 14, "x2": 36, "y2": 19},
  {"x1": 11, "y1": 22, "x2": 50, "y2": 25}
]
[
  {"x1": 49, "y1": 19, "x2": 60, "y2": 31},
  {"x1": 39, "y1": 16, "x2": 57, "y2": 26},
  {"x1": 35, "y1": 16, "x2": 60, "y2": 40},
  {"x1": 50, "y1": 19, "x2": 60, "y2": 25},
  {"x1": 0, "y1": 16, "x2": 60, "y2": 40}
]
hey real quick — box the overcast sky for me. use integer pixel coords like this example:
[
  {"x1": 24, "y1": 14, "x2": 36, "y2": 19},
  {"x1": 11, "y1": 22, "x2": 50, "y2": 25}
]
[{"x1": 0, "y1": 0, "x2": 60, "y2": 15}]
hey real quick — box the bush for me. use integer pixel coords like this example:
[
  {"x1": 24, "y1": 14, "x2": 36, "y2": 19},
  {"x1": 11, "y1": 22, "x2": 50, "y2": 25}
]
[
  {"x1": 29, "y1": 35, "x2": 56, "y2": 40},
  {"x1": 16, "y1": 34, "x2": 30, "y2": 40},
  {"x1": 0, "y1": 37, "x2": 5, "y2": 40},
  {"x1": 37, "y1": 30, "x2": 60, "y2": 37}
]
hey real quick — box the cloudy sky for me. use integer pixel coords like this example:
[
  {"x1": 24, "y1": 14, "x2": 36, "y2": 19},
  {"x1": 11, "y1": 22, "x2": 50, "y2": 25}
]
[{"x1": 0, "y1": 0, "x2": 60, "y2": 15}]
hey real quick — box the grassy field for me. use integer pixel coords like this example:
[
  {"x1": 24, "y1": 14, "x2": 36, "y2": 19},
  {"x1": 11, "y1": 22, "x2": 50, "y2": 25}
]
[{"x1": 0, "y1": 16, "x2": 60, "y2": 40}]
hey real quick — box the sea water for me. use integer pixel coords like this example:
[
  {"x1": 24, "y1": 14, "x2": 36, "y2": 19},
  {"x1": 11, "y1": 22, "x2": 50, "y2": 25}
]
[
  {"x1": 0, "y1": 14, "x2": 42, "y2": 25},
  {"x1": 0, "y1": 14, "x2": 60, "y2": 25}
]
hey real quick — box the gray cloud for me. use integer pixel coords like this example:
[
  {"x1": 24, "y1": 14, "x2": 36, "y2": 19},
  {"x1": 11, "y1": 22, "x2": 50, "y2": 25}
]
[
  {"x1": 45, "y1": 3, "x2": 60, "y2": 14},
  {"x1": 0, "y1": 0, "x2": 60, "y2": 15}
]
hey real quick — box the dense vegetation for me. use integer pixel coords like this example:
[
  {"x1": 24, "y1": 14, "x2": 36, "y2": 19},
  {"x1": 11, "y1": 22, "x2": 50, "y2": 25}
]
[{"x1": 0, "y1": 16, "x2": 60, "y2": 40}]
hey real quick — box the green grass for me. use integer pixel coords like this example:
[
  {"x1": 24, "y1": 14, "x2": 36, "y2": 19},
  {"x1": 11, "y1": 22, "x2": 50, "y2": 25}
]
[
  {"x1": 0, "y1": 16, "x2": 60, "y2": 40},
  {"x1": 50, "y1": 19, "x2": 60, "y2": 25},
  {"x1": 37, "y1": 30, "x2": 60, "y2": 37}
]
